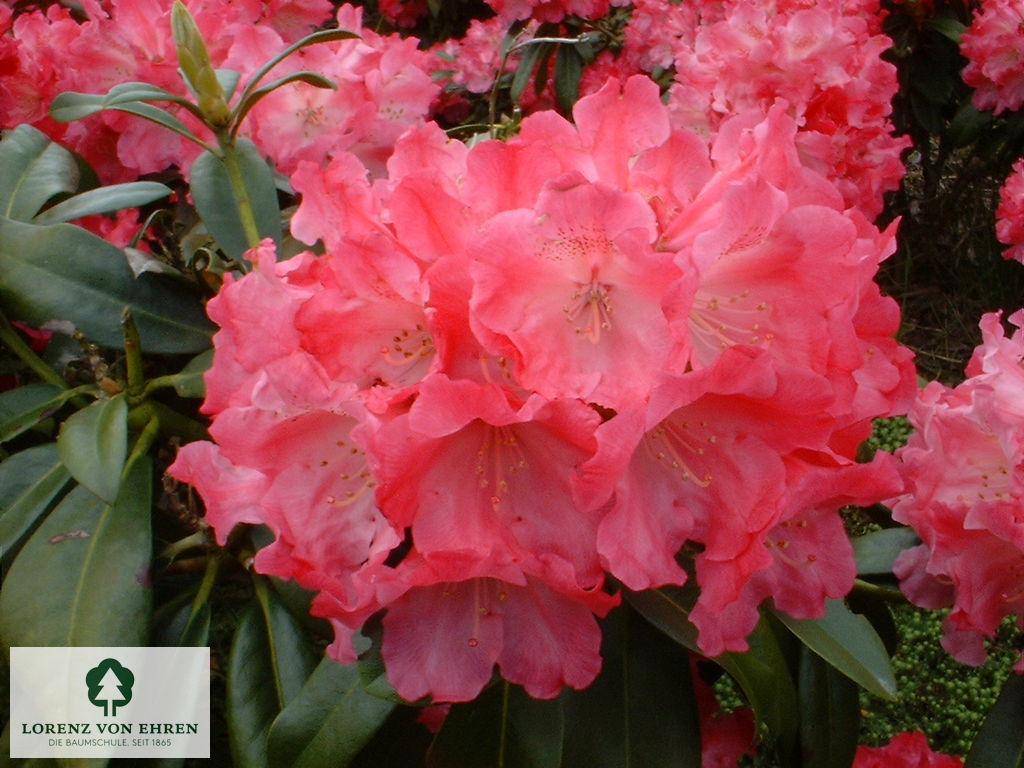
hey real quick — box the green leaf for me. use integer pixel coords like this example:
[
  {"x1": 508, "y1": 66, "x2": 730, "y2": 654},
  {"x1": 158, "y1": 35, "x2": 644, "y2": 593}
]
[
  {"x1": 228, "y1": 585, "x2": 319, "y2": 768},
  {"x1": 852, "y1": 527, "x2": 920, "y2": 575},
  {"x1": 926, "y1": 13, "x2": 967, "y2": 44},
  {"x1": 173, "y1": 349, "x2": 213, "y2": 398},
  {"x1": 626, "y1": 586, "x2": 800, "y2": 752},
  {"x1": 232, "y1": 71, "x2": 337, "y2": 130},
  {"x1": 560, "y1": 605, "x2": 702, "y2": 768},
  {"x1": 217, "y1": 69, "x2": 242, "y2": 102},
  {"x1": 0, "y1": 125, "x2": 79, "y2": 221},
  {"x1": 33, "y1": 181, "x2": 172, "y2": 225},
  {"x1": 57, "y1": 394, "x2": 127, "y2": 504},
  {"x1": 965, "y1": 672, "x2": 1024, "y2": 768},
  {"x1": 267, "y1": 658, "x2": 395, "y2": 768},
  {"x1": 0, "y1": 456, "x2": 153, "y2": 649},
  {"x1": 771, "y1": 599, "x2": 897, "y2": 701},
  {"x1": 510, "y1": 42, "x2": 546, "y2": 102},
  {"x1": 0, "y1": 443, "x2": 71, "y2": 567},
  {"x1": 232, "y1": 28, "x2": 359, "y2": 131},
  {"x1": 553, "y1": 44, "x2": 583, "y2": 114},
  {"x1": 798, "y1": 645, "x2": 860, "y2": 768},
  {"x1": 0, "y1": 383, "x2": 88, "y2": 443},
  {"x1": 0, "y1": 216, "x2": 214, "y2": 354},
  {"x1": 189, "y1": 141, "x2": 281, "y2": 261},
  {"x1": 50, "y1": 93, "x2": 206, "y2": 148},
  {"x1": 427, "y1": 681, "x2": 563, "y2": 768}
]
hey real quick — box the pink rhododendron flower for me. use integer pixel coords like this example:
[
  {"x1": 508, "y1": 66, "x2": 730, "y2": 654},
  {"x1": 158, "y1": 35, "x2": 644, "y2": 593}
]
[
  {"x1": 854, "y1": 731, "x2": 964, "y2": 767},
  {"x1": 891, "y1": 310, "x2": 1024, "y2": 666},
  {"x1": 961, "y1": 0, "x2": 1024, "y2": 115},
  {"x1": 997, "y1": 159, "x2": 1024, "y2": 263},
  {"x1": 172, "y1": 75, "x2": 915, "y2": 698}
]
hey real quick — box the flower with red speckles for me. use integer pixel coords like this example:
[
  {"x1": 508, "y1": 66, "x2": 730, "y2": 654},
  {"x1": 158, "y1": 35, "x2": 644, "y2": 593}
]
[
  {"x1": 171, "y1": 75, "x2": 915, "y2": 699},
  {"x1": 891, "y1": 310, "x2": 1024, "y2": 667}
]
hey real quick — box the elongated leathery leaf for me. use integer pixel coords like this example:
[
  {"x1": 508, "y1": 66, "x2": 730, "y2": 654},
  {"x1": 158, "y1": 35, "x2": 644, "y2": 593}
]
[
  {"x1": 57, "y1": 394, "x2": 127, "y2": 505},
  {"x1": 0, "y1": 216, "x2": 214, "y2": 354},
  {"x1": 228, "y1": 585, "x2": 319, "y2": 768},
  {"x1": 852, "y1": 527, "x2": 920, "y2": 575},
  {"x1": 427, "y1": 682, "x2": 563, "y2": 768},
  {"x1": 772, "y1": 599, "x2": 897, "y2": 701},
  {"x1": 560, "y1": 605, "x2": 702, "y2": 768},
  {"x1": 0, "y1": 125, "x2": 79, "y2": 222},
  {"x1": 33, "y1": 181, "x2": 172, "y2": 225},
  {"x1": 799, "y1": 645, "x2": 860, "y2": 768},
  {"x1": 627, "y1": 586, "x2": 800, "y2": 755},
  {"x1": 0, "y1": 383, "x2": 85, "y2": 443},
  {"x1": 965, "y1": 672, "x2": 1024, "y2": 768},
  {"x1": 0, "y1": 443, "x2": 71, "y2": 568},
  {"x1": 190, "y1": 140, "x2": 281, "y2": 261},
  {"x1": 0, "y1": 457, "x2": 152, "y2": 649},
  {"x1": 267, "y1": 658, "x2": 394, "y2": 768}
]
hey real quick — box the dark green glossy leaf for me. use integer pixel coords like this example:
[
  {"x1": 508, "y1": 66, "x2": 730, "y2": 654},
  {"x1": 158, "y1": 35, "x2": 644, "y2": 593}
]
[
  {"x1": 232, "y1": 71, "x2": 336, "y2": 130},
  {"x1": 948, "y1": 99, "x2": 992, "y2": 148},
  {"x1": 772, "y1": 599, "x2": 897, "y2": 701},
  {"x1": 0, "y1": 216, "x2": 214, "y2": 353},
  {"x1": 427, "y1": 681, "x2": 563, "y2": 768},
  {"x1": 627, "y1": 586, "x2": 800, "y2": 752},
  {"x1": 0, "y1": 457, "x2": 152, "y2": 649},
  {"x1": 926, "y1": 13, "x2": 967, "y2": 44},
  {"x1": 33, "y1": 181, "x2": 172, "y2": 225},
  {"x1": 852, "y1": 527, "x2": 920, "y2": 576},
  {"x1": 0, "y1": 443, "x2": 71, "y2": 567},
  {"x1": 57, "y1": 394, "x2": 127, "y2": 504},
  {"x1": 227, "y1": 586, "x2": 319, "y2": 768},
  {"x1": 172, "y1": 349, "x2": 213, "y2": 398},
  {"x1": 553, "y1": 44, "x2": 583, "y2": 113},
  {"x1": 348, "y1": 708, "x2": 433, "y2": 768},
  {"x1": 0, "y1": 383, "x2": 80, "y2": 443},
  {"x1": 561, "y1": 605, "x2": 702, "y2": 768},
  {"x1": 965, "y1": 672, "x2": 1024, "y2": 768},
  {"x1": 799, "y1": 645, "x2": 860, "y2": 768},
  {"x1": 190, "y1": 141, "x2": 281, "y2": 261},
  {"x1": 510, "y1": 42, "x2": 546, "y2": 102},
  {"x1": 0, "y1": 125, "x2": 79, "y2": 222},
  {"x1": 267, "y1": 658, "x2": 395, "y2": 768}
]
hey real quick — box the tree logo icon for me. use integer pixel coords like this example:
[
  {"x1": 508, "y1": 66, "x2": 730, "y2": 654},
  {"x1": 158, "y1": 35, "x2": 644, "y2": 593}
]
[{"x1": 85, "y1": 658, "x2": 135, "y2": 716}]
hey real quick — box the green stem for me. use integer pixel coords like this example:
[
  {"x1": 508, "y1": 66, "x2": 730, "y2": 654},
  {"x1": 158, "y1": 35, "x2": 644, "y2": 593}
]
[
  {"x1": 216, "y1": 132, "x2": 262, "y2": 250},
  {"x1": 0, "y1": 310, "x2": 90, "y2": 409},
  {"x1": 128, "y1": 401, "x2": 209, "y2": 443},
  {"x1": 160, "y1": 530, "x2": 210, "y2": 563},
  {"x1": 126, "y1": 414, "x2": 161, "y2": 470},
  {"x1": 121, "y1": 308, "x2": 145, "y2": 403},
  {"x1": 852, "y1": 578, "x2": 908, "y2": 604},
  {"x1": 189, "y1": 552, "x2": 222, "y2": 623}
]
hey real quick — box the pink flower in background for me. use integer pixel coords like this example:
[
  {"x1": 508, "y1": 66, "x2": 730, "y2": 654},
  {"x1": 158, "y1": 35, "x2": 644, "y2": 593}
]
[
  {"x1": 853, "y1": 731, "x2": 964, "y2": 767},
  {"x1": 997, "y1": 159, "x2": 1024, "y2": 264},
  {"x1": 961, "y1": 0, "x2": 1024, "y2": 115},
  {"x1": 891, "y1": 310, "x2": 1024, "y2": 667}
]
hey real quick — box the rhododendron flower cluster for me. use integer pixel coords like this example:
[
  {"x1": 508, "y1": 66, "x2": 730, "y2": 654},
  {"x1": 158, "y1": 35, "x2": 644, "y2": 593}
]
[
  {"x1": 996, "y1": 158, "x2": 1024, "y2": 264},
  {"x1": 171, "y1": 75, "x2": 914, "y2": 702},
  {"x1": 891, "y1": 310, "x2": 1024, "y2": 671},
  {"x1": 0, "y1": 0, "x2": 437, "y2": 180},
  {"x1": 853, "y1": 731, "x2": 963, "y2": 767},
  {"x1": 961, "y1": 0, "x2": 1024, "y2": 115},
  {"x1": 658, "y1": 0, "x2": 910, "y2": 219}
]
